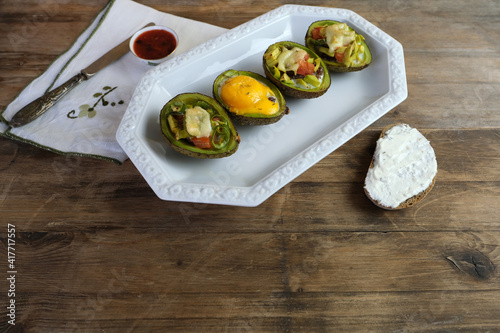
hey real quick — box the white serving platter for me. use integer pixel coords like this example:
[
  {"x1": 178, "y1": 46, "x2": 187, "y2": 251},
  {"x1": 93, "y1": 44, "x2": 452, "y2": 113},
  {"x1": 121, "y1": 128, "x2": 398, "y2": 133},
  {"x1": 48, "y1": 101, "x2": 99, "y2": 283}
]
[{"x1": 116, "y1": 5, "x2": 407, "y2": 207}]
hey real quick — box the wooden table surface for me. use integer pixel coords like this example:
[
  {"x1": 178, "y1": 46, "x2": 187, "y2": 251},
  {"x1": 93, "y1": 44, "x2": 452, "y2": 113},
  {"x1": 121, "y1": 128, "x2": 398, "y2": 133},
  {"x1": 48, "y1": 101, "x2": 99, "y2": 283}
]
[{"x1": 1, "y1": 0, "x2": 500, "y2": 332}]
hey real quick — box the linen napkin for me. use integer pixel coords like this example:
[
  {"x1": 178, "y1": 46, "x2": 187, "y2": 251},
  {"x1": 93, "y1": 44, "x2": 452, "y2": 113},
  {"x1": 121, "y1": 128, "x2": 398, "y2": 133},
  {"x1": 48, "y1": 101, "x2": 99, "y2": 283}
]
[{"x1": 0, "y1": 0, "x2": 227, "y2": 164}]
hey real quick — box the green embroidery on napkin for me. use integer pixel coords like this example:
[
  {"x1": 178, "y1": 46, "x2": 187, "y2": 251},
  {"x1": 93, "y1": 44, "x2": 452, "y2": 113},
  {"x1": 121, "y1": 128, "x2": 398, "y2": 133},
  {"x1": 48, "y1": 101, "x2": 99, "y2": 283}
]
[{"x1": 67, "y1": 86, "x2": 124, "y2": 119}]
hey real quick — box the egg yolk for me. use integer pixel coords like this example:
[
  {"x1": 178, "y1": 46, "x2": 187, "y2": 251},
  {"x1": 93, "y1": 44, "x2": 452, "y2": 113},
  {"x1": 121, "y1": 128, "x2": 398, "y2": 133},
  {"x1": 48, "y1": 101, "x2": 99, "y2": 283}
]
[{"x1": 220, "y1": 75, "x2": 279, "y2": 116}]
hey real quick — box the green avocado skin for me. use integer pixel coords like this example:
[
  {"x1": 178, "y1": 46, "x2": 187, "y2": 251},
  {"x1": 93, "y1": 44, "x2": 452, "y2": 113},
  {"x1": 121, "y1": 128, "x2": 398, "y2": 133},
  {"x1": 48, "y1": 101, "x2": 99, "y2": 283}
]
[
  {"x1": 160, "y1": 93, "x2": 240, "y2": 159},
  {"x1": 230, "y1": 111, "x2": 284, "y2": 126},
  {"x1": 213, "y1": 69, "x2": 288, "y2": 126},
  {"x1": 305, "y1": 20, "x2": 372, "y2": 73},
  {"x1": 262, "y1": 41, "x2": 331, "y2": 99},
  {"x1": 166, "y1": 141, "x2": 236, "y2": 159}
]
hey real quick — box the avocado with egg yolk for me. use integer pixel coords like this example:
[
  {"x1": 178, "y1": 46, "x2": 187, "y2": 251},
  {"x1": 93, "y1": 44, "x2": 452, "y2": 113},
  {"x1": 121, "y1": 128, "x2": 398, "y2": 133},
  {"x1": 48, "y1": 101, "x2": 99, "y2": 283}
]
[{"x1": 213, "y1": 70, "x2": 288, "y2": 125}]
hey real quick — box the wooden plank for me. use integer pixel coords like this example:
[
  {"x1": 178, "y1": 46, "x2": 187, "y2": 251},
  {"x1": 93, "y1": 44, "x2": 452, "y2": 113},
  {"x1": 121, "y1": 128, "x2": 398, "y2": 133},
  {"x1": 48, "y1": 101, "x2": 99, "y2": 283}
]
[
  {"x1": 5, "y1": 231, "x2": 285, "y2": 294},
  {"x1": 386, "y1": 84, "x2": 500, "y2": 129},
  {"x1": 2, "y1": 179, "x2": 500, "y2": 232},
  {"x1": 5, "y1": 231, "x2": 500, "y2": 294},
  {"x1": 284, "y1": 231, "x2": 500, "y2": 292},
  {"x1": 9, "y1": 291, "x2": 500, "y2": 332},
  {"x1": 2, "y1": 230, "x2": 500, "y2": 332}
]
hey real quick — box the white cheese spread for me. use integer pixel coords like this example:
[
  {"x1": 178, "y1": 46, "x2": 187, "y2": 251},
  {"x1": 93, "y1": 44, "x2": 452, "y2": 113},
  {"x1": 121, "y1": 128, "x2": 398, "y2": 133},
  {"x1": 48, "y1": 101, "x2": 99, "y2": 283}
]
[{"x1": 364, "y1": 124, "x2": 437, "y2": 208}]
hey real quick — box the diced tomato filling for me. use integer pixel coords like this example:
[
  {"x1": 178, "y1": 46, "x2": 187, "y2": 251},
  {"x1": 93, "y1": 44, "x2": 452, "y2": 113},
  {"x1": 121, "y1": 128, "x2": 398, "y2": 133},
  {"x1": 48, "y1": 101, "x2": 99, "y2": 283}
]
[
  {"x1": 335, "y1": 50, "x2": 346, "y2": 63},
  {"x1": 297, "y1": 54, "x2": 315, "y2": 76},
  {"x1": 190, "y1": 136, "x2": 213, "y2": 149},
  {"x1": 311, "y1": 27, "x2": 323, "y2": 40}
]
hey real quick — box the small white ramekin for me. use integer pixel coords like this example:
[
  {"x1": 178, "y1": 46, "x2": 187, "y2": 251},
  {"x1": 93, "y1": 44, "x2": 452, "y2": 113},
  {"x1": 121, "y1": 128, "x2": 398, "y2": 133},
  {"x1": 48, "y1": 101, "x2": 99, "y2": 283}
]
[{"x1": 129, "y1": 25, "x2": 179, "y2": 66}]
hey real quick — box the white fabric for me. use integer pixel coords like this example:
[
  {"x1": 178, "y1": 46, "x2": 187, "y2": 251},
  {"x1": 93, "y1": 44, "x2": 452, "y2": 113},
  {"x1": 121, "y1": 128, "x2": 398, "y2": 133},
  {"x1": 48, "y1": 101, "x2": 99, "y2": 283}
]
[{"x1": 1, "y1": 0, "x2": 227, "y2": 163}]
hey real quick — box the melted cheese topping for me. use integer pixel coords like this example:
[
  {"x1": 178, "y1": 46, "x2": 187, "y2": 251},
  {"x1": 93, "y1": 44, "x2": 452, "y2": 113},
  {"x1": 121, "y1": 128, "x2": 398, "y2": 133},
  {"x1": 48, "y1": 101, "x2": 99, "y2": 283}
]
[
  {"x1": 364, "y1": 124, "x2": 437, "y2": 208},
  {"x1": 185, "y1": 106, "x2": 212, "y2": 138},
  {"x1": 220, "y1": 75, "x2": 279, "y2": 116},
  {"x1": 276, "y1": 47, "x2": 308, "y2": 73},
  {"x1": 325, "y1": 23, "x2": 356, "y2": 53}
]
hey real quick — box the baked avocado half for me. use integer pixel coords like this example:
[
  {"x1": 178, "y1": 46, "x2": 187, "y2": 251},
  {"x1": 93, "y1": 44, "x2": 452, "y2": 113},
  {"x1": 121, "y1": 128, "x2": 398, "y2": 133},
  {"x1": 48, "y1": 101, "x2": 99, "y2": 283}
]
[
  {"x1": 160, "y1": 93, "x2": 240, "y2": 159},
  {"x1": 263, "y1": 41, "x2": 331, "y2": 99},
  {"x1": 305, "y1": 20, "x2": 372, "y2": 72},
  {"x1": 213, "y1": 69, "x2": 289, "y2": 125}
]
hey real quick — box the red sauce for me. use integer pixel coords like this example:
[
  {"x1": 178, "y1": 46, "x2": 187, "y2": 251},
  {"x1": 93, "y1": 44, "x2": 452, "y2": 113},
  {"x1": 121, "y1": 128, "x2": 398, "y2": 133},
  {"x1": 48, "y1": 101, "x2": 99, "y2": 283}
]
[{"x1": 133, "y1": 29, "x2": 177, "y2": 60}]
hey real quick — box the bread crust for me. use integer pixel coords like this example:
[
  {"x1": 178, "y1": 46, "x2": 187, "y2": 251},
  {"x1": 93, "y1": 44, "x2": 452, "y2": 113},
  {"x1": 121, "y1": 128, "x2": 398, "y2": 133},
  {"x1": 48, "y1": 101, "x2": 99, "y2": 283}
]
[{"x1": 364, "y1": 123, "x2": 437, "y2": 210}]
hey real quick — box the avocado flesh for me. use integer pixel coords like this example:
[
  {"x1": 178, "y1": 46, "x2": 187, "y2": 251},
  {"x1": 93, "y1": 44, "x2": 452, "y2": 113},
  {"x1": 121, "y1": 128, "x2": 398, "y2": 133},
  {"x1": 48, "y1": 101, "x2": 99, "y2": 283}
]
[
  {"x1": 213, "y1": 69, "x2": 288, "y2": 125},
  {"x1": 262, "y1": 41, "x2": 331, "y2": 99},
  {"x1": 305, "y1": 20, "x2": 372, "y2": 72},
  {"x1": 160, "y1": 93, "x2": 240, "y2": 159}
]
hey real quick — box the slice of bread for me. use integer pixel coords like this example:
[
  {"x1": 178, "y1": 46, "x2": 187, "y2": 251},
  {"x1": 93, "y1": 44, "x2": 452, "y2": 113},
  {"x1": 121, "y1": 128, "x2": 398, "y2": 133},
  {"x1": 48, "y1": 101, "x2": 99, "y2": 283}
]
[{"x1": 364, "y1": 123, "x2": 437, "y2": 210}]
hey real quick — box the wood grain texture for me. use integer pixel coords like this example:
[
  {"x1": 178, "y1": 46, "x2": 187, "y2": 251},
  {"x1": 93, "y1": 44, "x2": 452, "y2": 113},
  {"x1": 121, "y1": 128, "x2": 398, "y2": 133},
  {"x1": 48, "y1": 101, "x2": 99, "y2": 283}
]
[{"x1": 1, "y1": 0, "x2": 500, "y2": 332}]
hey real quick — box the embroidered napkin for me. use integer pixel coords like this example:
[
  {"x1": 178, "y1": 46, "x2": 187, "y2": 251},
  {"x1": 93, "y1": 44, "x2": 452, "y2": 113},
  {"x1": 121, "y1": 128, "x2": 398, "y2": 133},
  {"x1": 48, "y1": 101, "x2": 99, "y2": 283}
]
[{"x1": 0, "y1": 0, "x2": 227, "y2": 164}]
